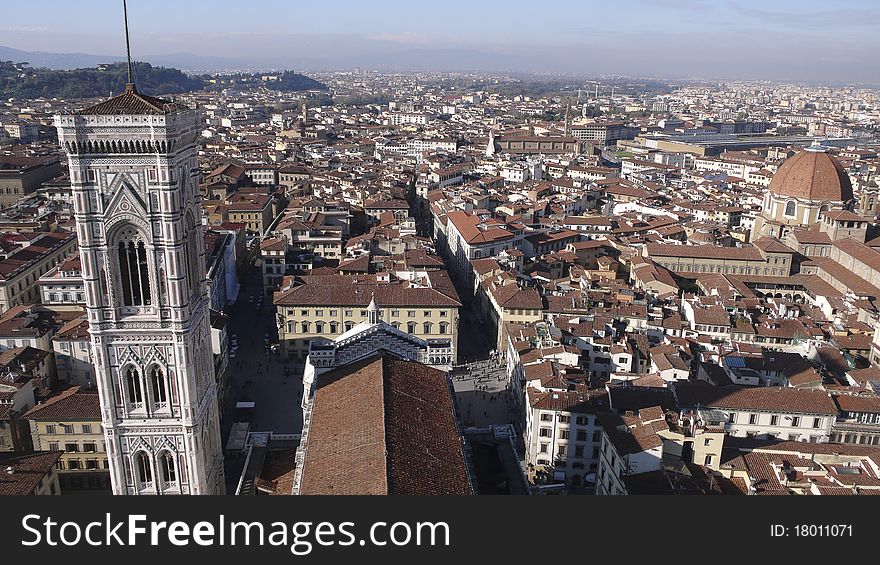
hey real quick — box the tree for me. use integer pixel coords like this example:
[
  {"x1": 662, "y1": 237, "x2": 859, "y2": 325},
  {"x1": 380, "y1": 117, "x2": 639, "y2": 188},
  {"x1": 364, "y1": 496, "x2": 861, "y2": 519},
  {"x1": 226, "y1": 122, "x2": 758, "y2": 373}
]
[{"x1": 0, "y1": 60, "x2": 204, "y2": 99}]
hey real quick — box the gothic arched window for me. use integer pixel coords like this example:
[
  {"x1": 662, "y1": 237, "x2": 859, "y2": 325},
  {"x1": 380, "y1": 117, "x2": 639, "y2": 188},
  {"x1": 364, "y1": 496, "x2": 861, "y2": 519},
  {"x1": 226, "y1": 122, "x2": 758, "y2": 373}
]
[
  {"x1": 115, "y1": 227, "x2": 152, "y2": 306},
  {"x1": 135, "y1": 452, "x2": 152, "y2": 486},
  {"x1": 184, "y1": 212, "x2": 201, "y2": 297},
  {"x1": 159, "y1": 451, "x2": 176, "y2": 483},
  {"x1": 784, "y1": 200, "x2": 796, "y2": 217},
  {"x1": 150, "y1": 366, "x2": 167, "y2": 406},
  {"x1": 99, "y1": 270, "x2": 109, "y2": 305},
  {"x1": 126, "y1": 367, "x2": 143, "y2": 405},
  {"x1": 158, "y1": 267, "x2": 167, "y2": 305}
]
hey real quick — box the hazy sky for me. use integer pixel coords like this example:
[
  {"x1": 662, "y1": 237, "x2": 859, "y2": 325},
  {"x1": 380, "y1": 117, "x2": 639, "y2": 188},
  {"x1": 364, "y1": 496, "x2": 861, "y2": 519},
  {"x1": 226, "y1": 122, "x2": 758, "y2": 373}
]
[{"x1": 3, "y1": 0, "x2": 879, "y2": 81}]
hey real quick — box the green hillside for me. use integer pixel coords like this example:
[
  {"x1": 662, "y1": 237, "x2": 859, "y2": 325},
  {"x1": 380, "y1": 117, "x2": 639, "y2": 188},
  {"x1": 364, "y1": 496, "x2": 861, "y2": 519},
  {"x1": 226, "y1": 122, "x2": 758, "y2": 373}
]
[{"x1": 0, "y1": 60, "x2": 205, "y2": 99}]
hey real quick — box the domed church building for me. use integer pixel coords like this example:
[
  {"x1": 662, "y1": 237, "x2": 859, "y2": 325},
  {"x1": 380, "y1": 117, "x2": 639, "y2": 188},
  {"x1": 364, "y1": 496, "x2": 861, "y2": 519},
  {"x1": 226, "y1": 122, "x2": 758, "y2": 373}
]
[{"x1": 752, "y1": 142, "x2": 854, "y2": 241}]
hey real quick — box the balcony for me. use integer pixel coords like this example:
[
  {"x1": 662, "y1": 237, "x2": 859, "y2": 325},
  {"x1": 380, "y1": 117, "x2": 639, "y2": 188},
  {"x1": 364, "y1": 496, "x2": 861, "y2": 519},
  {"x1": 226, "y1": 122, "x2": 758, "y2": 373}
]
[{"x1": 832, "y1": 420, "x2": 880, "y2": 434}]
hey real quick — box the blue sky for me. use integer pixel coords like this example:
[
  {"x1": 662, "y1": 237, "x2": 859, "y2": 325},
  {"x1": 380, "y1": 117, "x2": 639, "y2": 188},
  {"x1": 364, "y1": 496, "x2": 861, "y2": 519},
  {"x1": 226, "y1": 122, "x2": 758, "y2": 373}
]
[{"x1": 3, "y1": 0, "x2": 879, "y2": 81}]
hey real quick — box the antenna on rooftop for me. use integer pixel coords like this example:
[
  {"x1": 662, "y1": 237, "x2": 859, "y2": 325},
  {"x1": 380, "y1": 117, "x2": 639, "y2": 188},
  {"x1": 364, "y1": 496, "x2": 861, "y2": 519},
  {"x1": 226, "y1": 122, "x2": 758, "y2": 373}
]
[{"x1": 123, "y1": 0, "x2": 135, "y2": 91}]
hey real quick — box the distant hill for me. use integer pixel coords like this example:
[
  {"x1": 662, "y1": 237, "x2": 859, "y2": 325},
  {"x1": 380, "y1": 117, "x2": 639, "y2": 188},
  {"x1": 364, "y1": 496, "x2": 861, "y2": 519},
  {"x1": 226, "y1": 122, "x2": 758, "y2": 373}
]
[
  {"x1": 263, "y1": 71, "x2": 328, "y2": 92},
  {"x1": 0, "y1": 45, "x2": 248, "y2": 72},
  {"x1": 0, "y1": 45, "x2": 121, "y2": 70},
  {"x1": 0, "y1": 61, "x2": 205, "y2": 99},
  {"x1": 202, "y1": 70, "x2": 328, "y2": 93}
]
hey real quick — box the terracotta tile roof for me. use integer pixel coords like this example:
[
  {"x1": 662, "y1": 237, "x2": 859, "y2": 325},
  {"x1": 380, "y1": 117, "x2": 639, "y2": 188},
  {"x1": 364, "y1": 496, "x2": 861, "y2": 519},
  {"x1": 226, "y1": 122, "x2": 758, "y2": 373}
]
[
  {"x1": 597, "y1": 412, "x2": 664, "y2": 456},
  {"x1": 0, "y1": 232, "x2": 76, "y2": 281},
  {"x1": 834, "y1": 238, "x2": 880, "y2": 273},
  {"x1": 646, "y1": 243, "x2": 765, "y2": 261},
  {"x1": 259, "y1": 237, "x2": 287, "y2": 252},
  {"x1": 446, "y1": 211, "x2": 514, "y2": 245},
  {"x1": 54, "y1": 316, "x2": 90, "y2": 341},
  {"x1": 769, "y1": 148, "x2": 852, "y2": 202},
  {"x1": 490, "y1": 284, "x2": 544, "y2": 310},
  {"x1": 0, "y1": 346, "x2": 50, "y2": 371},
  {"x1": 752, "y1": 237, "x2": 797, "y2": 254},
  {"x1": 0, "y1": 306, "x2": 57, "y2": 338},
  {"x1": 527, "y1": 386, "x2": 608, "y2": 413},
  {"x1": 274, "y1": 274, "x2": 461, "y2": 307},
  {"x1": 741, "y1": 451, "x2": 787, "y2": 494},
  {"x1": 0, "y1": 451, "x2": 62, "y2": 495},
  {"x1": 58, "y1": 256, "x2": 81, "y2": 272},
  {"x1": 811, "y1": 256, "x2": 880, "y2": 297},
  {"x1": 299, "y1": 355, "x2": 472, "y2": 495},
  {"x1": 365, "y1": 198, "x2": 410, "y2": 209},
  {"x1": 255, "y1": 449, "x2": 298, "y2": 495},
  {"x1": 403, "y1": 249, "x2": 444, "y2": 268},
  {"x1": 24, "y1": 387, "x2": 101, "y2": 421},
  {"x1": 337, "y1": 254, "x2": 370, "y2": 272},
  {"x1": 607, "y1": 385, "x2": 677, "y2": 413},
  {"x1": 691, "y1": 306, "x2": 730, "y2": 326},
  {"x1": 834, "y1": 394, "x2": 880, "y2": 414},
  {"x1": 847, "y1": 366, "x2": 880, "y2": 386},
  {"x1": 78, "y1": 84, "x2": 187, "y2": 116},
  {"x1": 822, "y1": 209, "x2": 864, "y2": 222},
  {"x1": 674, "y1": 383, "x2": 838, "y2": 415}
]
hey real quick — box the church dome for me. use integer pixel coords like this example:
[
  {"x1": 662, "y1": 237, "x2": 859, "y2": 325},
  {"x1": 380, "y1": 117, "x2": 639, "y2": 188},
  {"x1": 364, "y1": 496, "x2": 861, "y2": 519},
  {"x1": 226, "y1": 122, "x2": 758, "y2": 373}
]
[{"x1": 769, "y1": 144, "x2": 853, "y2": 202}]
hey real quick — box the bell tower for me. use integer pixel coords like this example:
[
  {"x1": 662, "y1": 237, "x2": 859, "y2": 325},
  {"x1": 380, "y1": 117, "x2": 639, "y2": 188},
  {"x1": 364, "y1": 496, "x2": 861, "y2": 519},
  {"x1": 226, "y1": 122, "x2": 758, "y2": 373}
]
[{"x1": 52, "y1": 2, "x2": 224, "y2": 495}]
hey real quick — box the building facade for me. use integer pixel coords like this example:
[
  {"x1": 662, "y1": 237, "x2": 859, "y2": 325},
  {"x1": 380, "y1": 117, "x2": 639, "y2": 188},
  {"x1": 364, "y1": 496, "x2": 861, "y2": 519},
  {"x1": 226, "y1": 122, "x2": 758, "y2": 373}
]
[
  {"x1": 55, "y1": 84, "x2": 225, "y2": 495},
  {"x1": 0, "y1": 232, "x2": 78, "y2": 313},
  {"x1": 273, "y1": 274, "x2": 461, "y2": 361},
  {"x1": 25, "y1": 388, "x2": 111, "y2": 491}
]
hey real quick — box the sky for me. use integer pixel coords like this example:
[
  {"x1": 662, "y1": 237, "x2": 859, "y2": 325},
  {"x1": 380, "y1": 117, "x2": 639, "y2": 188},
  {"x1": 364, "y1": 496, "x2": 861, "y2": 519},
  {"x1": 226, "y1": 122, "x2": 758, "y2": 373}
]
[{"x1": 2, "y1": 0, "x2": 879, "y2": 82}]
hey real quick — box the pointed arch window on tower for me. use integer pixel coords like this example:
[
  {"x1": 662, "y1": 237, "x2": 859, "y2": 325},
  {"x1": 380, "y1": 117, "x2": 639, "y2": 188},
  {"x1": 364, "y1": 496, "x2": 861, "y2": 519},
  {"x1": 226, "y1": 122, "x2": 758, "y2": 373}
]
[
  {"x1": 125, "y1": 367, "x2": 143, "y2": 409},
  {"x1": 150, "y1": 367, "x2": 168, "y2": 410},
  {"x1": 135, "y1": 452, "x2": 153, "y2": 488},
  {"x1": 184, "y1": 212, "x2": 201, "y2": 298},
  {"x1": 116, "y1": 232, "x2": 152, "y2": 306},
  {"x1": 159, "y1": 451, "x2": 176, "y2": 485}
]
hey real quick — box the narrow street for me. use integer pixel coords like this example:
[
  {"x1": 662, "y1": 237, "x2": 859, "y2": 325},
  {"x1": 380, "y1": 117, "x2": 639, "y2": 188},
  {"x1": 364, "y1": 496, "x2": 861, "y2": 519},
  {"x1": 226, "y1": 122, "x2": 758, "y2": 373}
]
[
  {"x1": 220, "y1": 270, "x2": 303, "y2": 439},
  {"x1": 456, "y1": 306, "x2": 495, "y2": 364}
]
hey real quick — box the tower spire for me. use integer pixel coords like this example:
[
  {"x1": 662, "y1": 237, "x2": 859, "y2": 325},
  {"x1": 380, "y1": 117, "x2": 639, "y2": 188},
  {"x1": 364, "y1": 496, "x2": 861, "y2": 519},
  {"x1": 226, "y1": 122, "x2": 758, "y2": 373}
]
[
  {"x1": 368, "y1": 293, "x2": 380, "y2": 324},
  {"x1": 123, "y1": 0, "x2": 135, "y2": 91},
  {"x1": 564, "y1": 96, "x2": 572, "y2": 137}
]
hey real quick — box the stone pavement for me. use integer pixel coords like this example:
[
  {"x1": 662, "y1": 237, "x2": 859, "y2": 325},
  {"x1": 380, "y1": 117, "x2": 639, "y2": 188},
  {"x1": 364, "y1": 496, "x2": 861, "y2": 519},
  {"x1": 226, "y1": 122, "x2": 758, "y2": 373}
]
[{"x1": 452, "y1": 356, "x2": 517, "y2": 429}]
